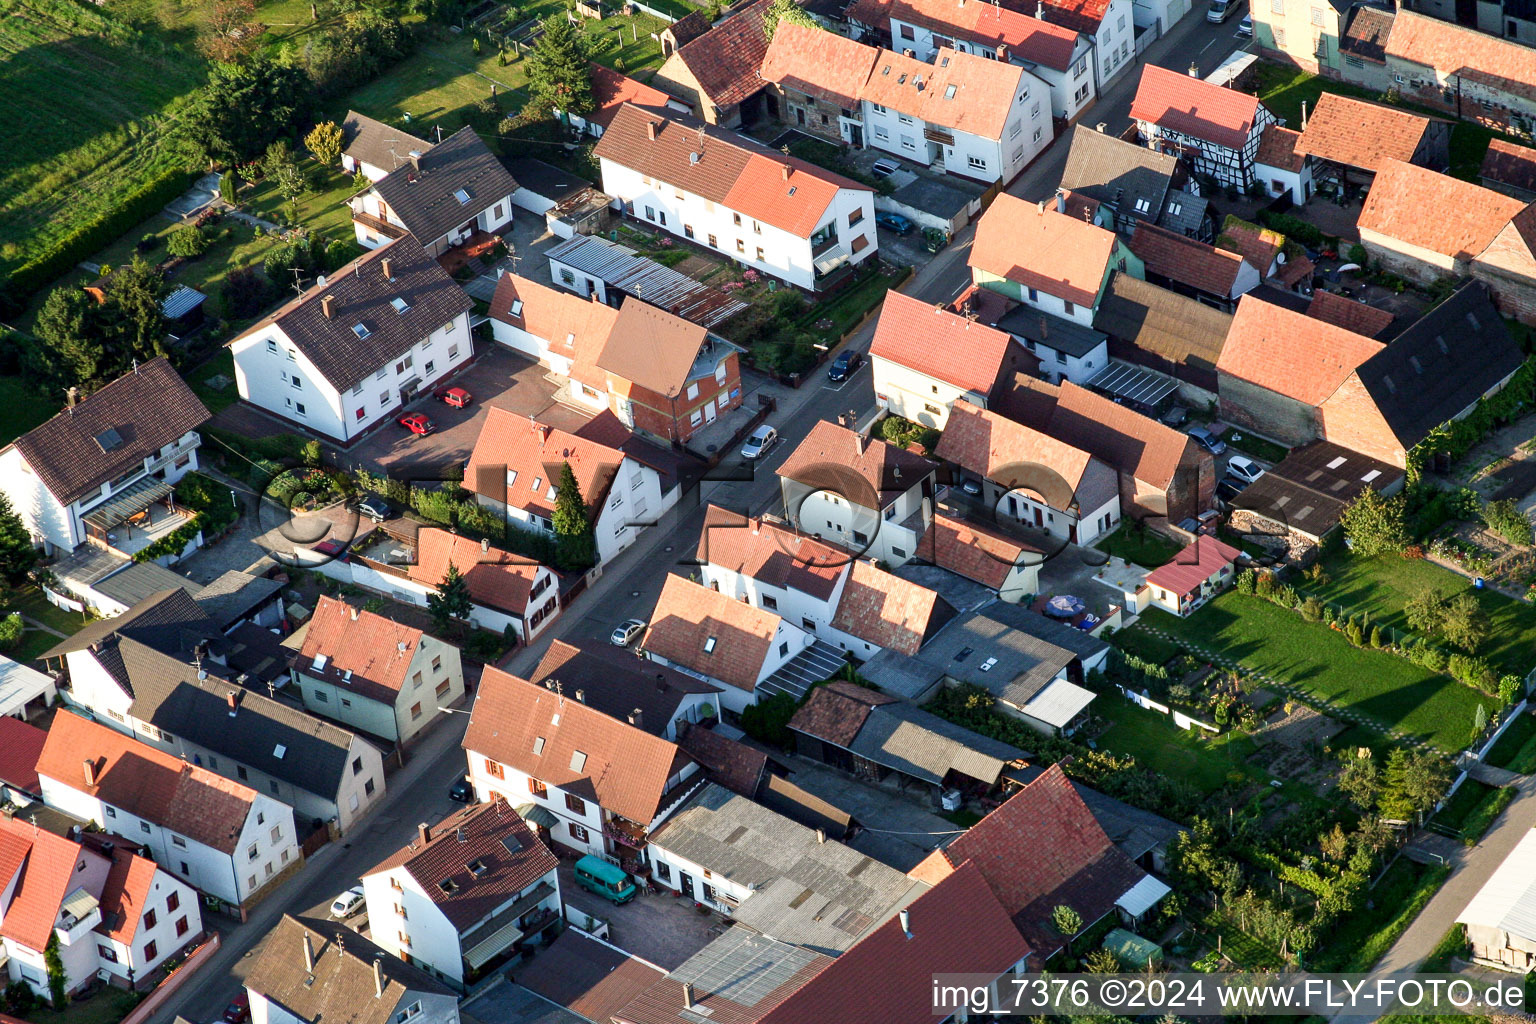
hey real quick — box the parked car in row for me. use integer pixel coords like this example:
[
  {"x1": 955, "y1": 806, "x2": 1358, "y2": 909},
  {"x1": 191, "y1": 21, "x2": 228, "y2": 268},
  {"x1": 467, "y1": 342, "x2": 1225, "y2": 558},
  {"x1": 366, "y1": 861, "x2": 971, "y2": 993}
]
[
  {"x1": 398, "y1": 412, "x2": 436, "y2": 436},
  {"x1": 1225, "y1": 455, "x2": 1265, "y2": 485},
  {"x1": 1187, "y1": 425, "x2": 1226, "y2": 455},
  {"x1": 434, "y1": 385, "x2": 472, "y2": 408},
  {"x1": 610, "y1": 618, "x2": 646, "y2": 647},
  {"x1": 742, "y1": 425, "x2": 779, "y2": 460},
  {"x1": 828, "y1": 349, "x2": 862, "y2": 382},
  {"x1": 875, "y1": 211, "x2": 914, "y2": 235}
]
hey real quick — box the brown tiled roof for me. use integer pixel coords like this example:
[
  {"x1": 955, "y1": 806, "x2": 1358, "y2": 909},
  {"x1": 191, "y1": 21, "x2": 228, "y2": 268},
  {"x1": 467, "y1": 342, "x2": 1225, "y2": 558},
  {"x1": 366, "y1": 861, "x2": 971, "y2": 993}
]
[
  {"x1": 1359, "y1": 160, "x2": 1525, "y2": 261},
  {"x1": 642, "y1": 574, "x2": 781, "y2": 692},
  {"x1": 1127, "y1": 221, "x2": 1247, "y2": 296},
  {"x1": 37, "y1": 710, "x2": 258, "y2": 854},
  {"x1": 757, "y1": 861, "x2": 1030, "y2": 1024},
  {"x1": 589, "y1": 63, "x2": 679, "y2": 129},
  {"x1": 666, "y1": 10, "x2": 710, "y2": 46},
  {"x1": 232, "y1": 236, "x2": 472, "y2": 394},
  {"x1": 1478, "y1": 204, "x2": 1536, "y2": 280},
  {"x1": 696, "y1": 505, "x2": 846, "y2": 602},
  {"x1": 594, "y1": 105, "x2": 864, "y2": 239},
  {"x1": 247, "y1": 915, "x2": 453, "y2": 1024},
  {"x1": 1255, "y1": 125, "x2": 1306, "y2": 173},
  {"x1": 787, "y1": 680, "x2": 898, "y2": 750},
  {"x1": 1215, "y1": 216, "x2": 1283, "y2": 273},
  {"x1": 860, "y1": 46, "x2": 1030, "y2": 139},
  {"x1": 1305, "y1": 289, "x2": 1395, "y2": 339},
  {"x1": 1093, "y1": 272, "x2": 1233, "y2": 370},
  {"x1": 666, "y1": 0, "x2": 773, "y2": 109},
  {"x1": 467, "y1": 406, "x2": 625, "y2": 521},
  {"x1": 1340, "y1": 5, "x2": 1393, "y2": 62},
  {"x1": 1051, "y1": 381, "x2": 1194, "y2": 491},
  {"x1": 913, "y1": 763, "x2": 1144, "y2": 955},
  {"x1": 407, "y1": 528, "x2": 546, "y2": 615},
  {"x1": 340, "y1": 111, "x2": 431, "y2": 173},
  {"x1": 486, "y1": 273, "x2": 619, "y2": 364},
  {"x1": 777, "y1": 420, "x2": 936, "y2": 511},
  {"x1": 919, "y1": 513, "x2": 1040, "y2": 590},
  {"x1": 365, "y1": 798, "x2": 557, "y2": 930},
  {"x1": 1218, "y1": 294, "x2": 1383, "y2": 405},
  {"x1": 1481, "y1": 139, "x2": 1536, "y2": 195},
  {"x1": 678, "y1": 722, "x2": 768, "y2": 797},
  {"x1": 870, "y1": 290, "x2": 1022, "y2": 396},
  {"x1": 1294, "y1": 93, "x2": 1440, "y2": 173},
  {"x1": 1386, "y1": 10, "x2": 1536, "y2": 102},
  {"x1": 465, "y1": 669, "x2": 690, "y2": 825},
  {"x1": 0, "y1": 718, "x2": 46, "y2": 795},
  {"x1": 368, "y1": 127, "x2": 518, "y2": 245},
  {"x1": 529, "y1": 640, "x2": 722, "y2": 734},
  {"x1": 596, "y1": 299, "x2": 714, "y2": 398},
  {"x1": 521, "y1": 929, "x2": 666, "y2": 1022},
  {"x1": 297, "y1": 595, "x2": 426, "y2": 703},
  {"x1": 936, "y1": 402, "x2": 1109, "y2": 509},
  {"x1": 828, "y1": 561, "x2": 952, "y2": 656},
  {"x1": 970, "y1": 193, "x2": 1119, "y2": 307},
  {"x1": 10, "y1": 357, "x2": 209, "y2": 506},
  {"x1": 759, "y1": 21, "x2": 878, "y2": 108},
  {"x1": 97, "y1": 852, "x2": 160, "y2": 944},
  {"x1": 1145, "y1": 535, "x2": 1242, "y2": 595},
  {"x1": 1130, "y1": 63, "x2": 1263, "y2": 151}
]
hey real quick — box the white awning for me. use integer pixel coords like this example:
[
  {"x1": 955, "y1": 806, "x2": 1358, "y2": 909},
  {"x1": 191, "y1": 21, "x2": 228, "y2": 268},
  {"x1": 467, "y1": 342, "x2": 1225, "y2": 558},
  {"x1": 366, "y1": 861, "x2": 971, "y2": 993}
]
[
  {"x1": 463, "y1": 920, "x2": 524, "y2": 969},
  {"x1": 1116, "y1": 874, "x2": 1172, "y2": 919},
  {"x1": 814, "y1": 246, "x2": 849, "y2": 275},
  {"x1": 1020, "y1": 679, "x2": 1097, "y2": 728}
]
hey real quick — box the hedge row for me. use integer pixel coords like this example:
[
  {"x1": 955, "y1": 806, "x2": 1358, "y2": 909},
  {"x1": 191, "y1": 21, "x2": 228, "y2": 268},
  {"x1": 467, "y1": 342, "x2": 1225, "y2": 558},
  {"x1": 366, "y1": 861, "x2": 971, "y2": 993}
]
[{"x1": 6, "y1": 166, "x2": 199, "y2": 299}]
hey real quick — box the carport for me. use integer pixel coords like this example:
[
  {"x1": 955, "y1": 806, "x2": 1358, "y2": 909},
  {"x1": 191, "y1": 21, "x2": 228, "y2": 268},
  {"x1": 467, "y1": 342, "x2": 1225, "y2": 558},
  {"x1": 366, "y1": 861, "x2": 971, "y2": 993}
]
[{"x1": 1086, "y1": 360, "x2": 1180, "y2": 412}]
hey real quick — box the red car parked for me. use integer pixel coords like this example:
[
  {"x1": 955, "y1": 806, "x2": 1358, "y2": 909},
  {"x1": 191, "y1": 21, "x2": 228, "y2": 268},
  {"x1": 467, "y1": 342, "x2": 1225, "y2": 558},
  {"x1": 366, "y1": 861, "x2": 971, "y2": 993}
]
[
  {"x1": 398, "y1": 413, "x2": 435, "y2": 436},
  {"x1": 434, "y1": 386, "x2": 472, "y2": 408}
]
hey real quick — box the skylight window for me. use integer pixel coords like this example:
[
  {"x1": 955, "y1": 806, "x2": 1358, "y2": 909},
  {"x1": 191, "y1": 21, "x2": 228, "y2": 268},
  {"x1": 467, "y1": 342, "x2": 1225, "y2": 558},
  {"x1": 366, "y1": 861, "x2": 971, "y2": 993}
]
[
  {"x1": 94, "y1": 428, "x2": 125, "y2": 453},
  {"x1": 570, "y1": 750, "x2": 588, "y2": 772},
  {"x1": 532, "y1": 476, "x2": 543, "y2": 492},
  {"x1": 510, "y1": 299, "x2": 524, "y2": 317},
  {"x1": 704, "y1": 636, "x2": 718, "y2": 653},
  {"x1": 533, "y1": 736, "x2": 545, "y2": 755},
  {"x1": 1167, "y1": 202, "x2": 1181, "y2": 215},
  {"x1": 1325, "y1": 456, "x2": 1347, "y2": 469},
  {"x1": 391, "y1": 297, "x2": 410, "y2": 314},
  {"x1": 1361, "y1": 470, "x2": 1382, "y2": 483},
  {"x1": 944, "y1": 84, "x2": 957, "y2": 99},
  {"x1": 312, "y1": 654, "x2": 329, "y2": 671},
  {"x1": 954, "y1": 646, "x2": 973, "y2": 662},
  {"x1": 788, "y1": 186, "x2": 796, "y2": 196},
  {"x1": 274, "y1": 744, "x2": 287, "y2": 759},
  {"x1": 467, "y1": 859, "x2": 489, "y2": 876},
  {"x1": 979, "y1": 657, "x2": 998, "y2": 672},
  {"x1": 454, "y1": 188, "x2": 471, "y2": 205},
  {"x1": 352, "y1": 323, "x2": 371, "y2": 339},
  {"x1": 439, "y1": 878, "x2": 460, "y2": 895}
]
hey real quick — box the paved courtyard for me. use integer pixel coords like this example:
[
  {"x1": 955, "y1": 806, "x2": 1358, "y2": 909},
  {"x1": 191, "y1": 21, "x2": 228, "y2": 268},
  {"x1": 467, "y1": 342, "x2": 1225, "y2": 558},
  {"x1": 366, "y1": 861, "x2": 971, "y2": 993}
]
[{"x1": 556, "y1": 861, "x2": 721, "y2": 970}]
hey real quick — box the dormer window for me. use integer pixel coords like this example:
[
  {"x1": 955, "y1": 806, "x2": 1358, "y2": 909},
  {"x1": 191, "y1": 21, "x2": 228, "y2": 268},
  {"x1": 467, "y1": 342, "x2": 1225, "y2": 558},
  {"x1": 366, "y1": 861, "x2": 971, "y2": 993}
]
[
  {"x1": 467, "y1": 859, "x2": 489, "y2": 876},
  {"x1": 439, "y1": 878, "x2": 460, "y2": 895}
]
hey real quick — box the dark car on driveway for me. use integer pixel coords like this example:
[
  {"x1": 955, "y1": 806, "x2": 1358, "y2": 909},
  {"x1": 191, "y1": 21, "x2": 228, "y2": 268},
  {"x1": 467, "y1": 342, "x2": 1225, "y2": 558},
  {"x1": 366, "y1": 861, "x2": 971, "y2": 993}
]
[
  {"x1": 224, "y1": 995, "x2": 250, "y2": 1024},
  {"x1": 356, "y1": 497, "x2": 392, "y2": 523},
  {"x1": 828, "y1": 350, "x2": 862, "y2": 381},
  {"x1": 449, "y1": 778, "x2": 474, "y2": 802},
  {"x1": 875, "y1": 211, "x2": 914, "y2": 234}
]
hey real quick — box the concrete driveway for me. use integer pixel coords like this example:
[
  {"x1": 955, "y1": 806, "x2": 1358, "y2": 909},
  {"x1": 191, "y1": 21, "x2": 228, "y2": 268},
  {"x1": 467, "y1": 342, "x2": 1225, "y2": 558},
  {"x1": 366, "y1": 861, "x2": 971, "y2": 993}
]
[
  {"x1": 557, "y1": 861, "x2": 720, "y2": 970},
  {"x1": 341, "y1": 346, "x2": 593, "y2": 478}
]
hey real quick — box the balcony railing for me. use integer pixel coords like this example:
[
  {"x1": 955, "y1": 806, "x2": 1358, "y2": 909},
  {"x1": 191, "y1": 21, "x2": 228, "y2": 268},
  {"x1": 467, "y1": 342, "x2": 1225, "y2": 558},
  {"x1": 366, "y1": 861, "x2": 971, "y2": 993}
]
[
  {"x1": 603, "y1": 818, "x2": 649, "y2": 849},
  {"x1": 923, "y1": 126, "x2": 955, "y2": 146},
  {"x1": 811, "y1": 232, "x2": 840, "y2": 256},
  {"x1": 352, "y1": 210, "x2": 407, "y2": 240}
]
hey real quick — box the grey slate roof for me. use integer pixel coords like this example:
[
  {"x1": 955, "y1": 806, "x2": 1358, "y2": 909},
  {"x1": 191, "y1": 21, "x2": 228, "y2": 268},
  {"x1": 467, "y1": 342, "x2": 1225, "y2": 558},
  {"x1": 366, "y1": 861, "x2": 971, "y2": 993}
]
[
  {"x1": 1060, "y1": 125, "x2": 1178, "y2": 223},
  {"x1": 1093, "y1": 273, "x2": 1232, "y2": 372},
  {"x1": 1352, "y1": 282, "x2": 1523, "y2": 449},
  {"x1": 192, "y1": 570, "x2": 284, "y2": 630},
  {"x1": 368, "y1": 127, "x2": 518, "y2": 245},
  {"x1": 341, "y1": 110, "x2": 432, "y2": 174},
  {"x1": 1153, "y1": 191, "x2": 1209, "y2": 238},
  {"x1": 237, "y1": 235, "x2": 472, "y2": 394},
  {"x1": 907, "y1": 601, "x2": 1107, "y2": 708},
  {"x1": 649, "y1": 783, "x2": 921, "y2": 954},
  {"x1": 995, "y1": 304, "x2": 1107, "y2": 358},
  {"x1": 508, "y1": 158, "x2": 594, "y2": 204},
  {"x1": 847, "y1": 698, "x2": 1027, "y2": 785},
  {"x1": 1232, "y1": 440, "x2": 1404, "y2": 540},
  {"x1": 529, "y1": 640, "x2": 722, "y2": 737},
  {"x1": 92, "y1": 562, "x2": 201, "y2": 609},
  {"x1": 113, "y1": 636, "x2": 360, "y2": 799},
  {"x1": 42, "y1": 588, "x2": 219, "y2": 663},
  {"x1": 888, "y1": 174, "x2": 985, "y2": 219},
  {"x1": 10, "y1": 358, "x2": 209, "y2": 506}
]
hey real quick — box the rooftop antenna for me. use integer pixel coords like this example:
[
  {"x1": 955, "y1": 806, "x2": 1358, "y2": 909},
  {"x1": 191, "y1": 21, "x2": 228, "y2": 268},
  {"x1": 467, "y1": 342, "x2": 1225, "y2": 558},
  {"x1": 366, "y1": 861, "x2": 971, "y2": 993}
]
[
  {"x1": 385, "y1": 137, "x2": 403, "y2": 170},
  {"x1": 131, "y1": 358, "x2": 140, "y2": 374},
  {"x1": 290, "y1": 268, "x2": 310, "y2": 298},
  {"x1": 434, "y1": 124, "x2": 444, "y2": 145}
]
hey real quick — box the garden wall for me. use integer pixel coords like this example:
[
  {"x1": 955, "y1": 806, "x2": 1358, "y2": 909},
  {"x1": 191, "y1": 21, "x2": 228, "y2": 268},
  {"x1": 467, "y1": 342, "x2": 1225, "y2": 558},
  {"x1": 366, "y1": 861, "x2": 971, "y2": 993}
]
[{"x1": 1115, "y1": 684, "x2": 1220, "y2": 733}]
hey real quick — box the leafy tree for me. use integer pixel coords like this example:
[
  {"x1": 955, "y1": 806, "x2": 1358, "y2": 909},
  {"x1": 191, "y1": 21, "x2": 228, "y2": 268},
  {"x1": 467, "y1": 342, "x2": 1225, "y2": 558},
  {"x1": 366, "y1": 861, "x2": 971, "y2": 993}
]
[
  {"x1": 1473, "y1": 702, "x2": 1489, "y2": 737},
  {"x1": 1051, "y1": 904, "x2": 1083, "y2": 937},
  {"x1": 1499, "y1": 674, "x2": 1523, "y2": 707},
  {"x1": 0, "y1": 493, "x2": 38, "y2": 588},
  {"x1": 33, "y1": 287, "x2": 108, "y2": 387},
  {"x1": 1379, "y1": 747, "x2": 1451, "y2": 822},
  {"x1": 526, "y1": 16, "x2": 595, "y2": 118},
  {"x1": 305, "y1": 120, "x2": 345, "y2": 168},
  {"x1": 177, "y1": 56, "x2": 310, "y2": 166},
  {"x1": 219, "y1": 169, "x2": 238, "y2": 204},
  {"x1": 1083, "y1": 948, "x2": 1121, "y2": 973},
  {"x1": 167, "y1": 226, "x2": 210, "y2": 258},
  {"x1": 427, "y1": 562, "x2": 473, "y2": 634},
  {"x1": 1482, "y1": 498, "x2": 1533, "y2": 546},
  {"x1": 352, "y1": 169, "x2": 371, "y2": 191},
  {"x1": 1339, "y1": 488, "x2": 1409, "y2": 557},
  {"x1": 1336, "y1": 754, "x2": 1380, "y2": 811},
  {"x1": 1318, "y1": 823, "x2": 1349, "y2": 862},
  {"x1": 739, "y1": 692, "x2": 798, "y2": 746},
  {"x1": 1405, "y1": 586, "x2": 1447, "y2": 635},
  {"x1": 43, "y1": 932, "x2": 64, "y2": 1009},
  {"x1": 552, "y1": 460, "x2": 596, "y2": 570},
  {"x1": 762, "y1": 0, "x2": 816, "y2": 38},
  {"x1": 272, "y1": 160, "x2": 309, "y2": 215},
  {"x1": 200, "y1": 0, "x2": 263, "y2": 61},
  {"x1": 222, "y1": 266, "x2": 272, "y2": 318},
  {"x1": 1369, "y1": 625, "x2": 1384, "y2": 649},
  {"x1": 99, "y1": 256, "x2": 169, "y2": 368},
  {"x1": 0, "y1": 614, "x2": 22, "y2": 653},
  {"x1": 1441, "y1": 592, "x2": 1488, "y2": 652}
]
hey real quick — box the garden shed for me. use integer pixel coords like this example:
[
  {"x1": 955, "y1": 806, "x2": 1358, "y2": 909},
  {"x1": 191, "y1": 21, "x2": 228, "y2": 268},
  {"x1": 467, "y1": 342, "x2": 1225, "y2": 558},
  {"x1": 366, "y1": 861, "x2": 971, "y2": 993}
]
[{"x1": 1103, "y1": 928, "x2": 1163, "y2": 968}]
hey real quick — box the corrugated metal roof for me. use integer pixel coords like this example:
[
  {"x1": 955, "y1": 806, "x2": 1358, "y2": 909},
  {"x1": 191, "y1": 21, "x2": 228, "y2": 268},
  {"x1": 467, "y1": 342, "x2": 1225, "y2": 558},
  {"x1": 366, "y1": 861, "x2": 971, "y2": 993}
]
[
  {"x1": 1018, "y1": 677, "x2": 1096, "y2": 727},
  {"x1": 1114, "y1": 873, "x2": 1171, "y2": 917},
  {"x1": 160, "y1": 285, "x2": 207, "y2": 320},
  {"x1": 1457, "y1": 825, "x2": 1536, "y2": 941},
  {"x1": 546, "y1": 235, "x2": 747, "y2": 328}
]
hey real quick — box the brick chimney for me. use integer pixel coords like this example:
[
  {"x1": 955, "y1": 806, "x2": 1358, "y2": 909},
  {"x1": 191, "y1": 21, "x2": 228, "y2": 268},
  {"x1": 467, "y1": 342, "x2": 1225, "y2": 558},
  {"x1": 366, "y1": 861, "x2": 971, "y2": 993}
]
[
  {"x1": 381, "y1": 257, "x2": 394, "y2": 281},
  {"x1": 373, "y1": 958, "x2": 385, "y2": 998},
  {"x1": 418, "y1": 822, "x2": 432, "y2": 845},
  {"x1": 682, "y1": 983, "x2": 695, "y2": 1010},
  {"x1": 351, "y1": 605, "x2": 360, "y2": 621},
  {"x1": 407, "y1": 150, "x2": 422, "y2": 172},
  {"x1": 321, "y1": 294, "x2": 336, "y2": 319},
  {"x1": 303, "y1": 931, "x2": 315, "y2": 973},
  {"x1": 66, "y1": 387, "x2": 78, "y2": 409},
  {"x1": 646, "y1": 121, "x2": 658, "y2": 141},
  {"x1": 226, "y1": 690, "x2": 240, "y2": 716},
  {"x1": 575, "y1": 689, "x2": 585, "y2": 703},
  {"x1": 628, "y1": 707, "x2": 643, "y2": 730},
  {"x1": 781, "y1": 163, "x2": 791, "y2": 182},
  {"x1": 82, "y1": 758, "x2": 98, "y2": 787}
]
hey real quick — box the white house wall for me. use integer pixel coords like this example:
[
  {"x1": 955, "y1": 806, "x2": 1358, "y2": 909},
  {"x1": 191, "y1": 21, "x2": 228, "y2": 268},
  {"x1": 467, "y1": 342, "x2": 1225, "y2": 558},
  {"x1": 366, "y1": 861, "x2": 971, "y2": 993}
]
[
  {"x1": 861, "y1": 74, "x2": 1050, "y2": 184},
  {"x1": 99, "y1": 869, "x2": 202, "y2": 984},
  {"x1": 871, "y1": 355, "x2": 990, "y2": 428},
  {"x1": 466, "y1": 757, "x2": 607, "y2": 858},
  {"x1": 362, "y1": 867, "x2": 467, "y2": 987}
]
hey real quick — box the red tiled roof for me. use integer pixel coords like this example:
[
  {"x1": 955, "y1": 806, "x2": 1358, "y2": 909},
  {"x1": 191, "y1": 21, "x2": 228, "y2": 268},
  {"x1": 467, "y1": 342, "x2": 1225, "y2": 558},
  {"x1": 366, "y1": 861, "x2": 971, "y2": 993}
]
[
  {"x1": 37, "y1": 711, "x2": 258, "y2": 854},
  {"x1": 298, "y1": 595, "x2": 426, "y2": 703},
  {"x1": 919, "y1": 513, "x2": 1041, "y2": 590},
  {"x1": 787, "y1": 680, "x2": 898, "y2": 749},
  {"x1": 596, "y1": 299, "x2": 713, "y2": 399},
  {"x1": 464, "y1": 668, "x2": 689, "y2": 825},
  {"x1": 0, "y1": 817, "x2": 98, "y2": 952},
  {"x1": 1145, "y1": 535, "x2": 1242, "y2": 596},
  {"x1": 1359, "y1": 159, "x2": 1525, "y2": 262},
  {"x1": 970, "y1": 193, "x2": 1119, "y2": 308},
  {"x1": 1293, "y1": 93, "x2": 1440, "y2": 173},
  {"x1": 724, "y1": 154, "x2": 847, "y2": 238},
  {"x1": 760, "y1": 21, "x2": 879, "y2": 109},
  {"x1": 642, "y1": 574, "x2": 781, "y2": 692},
  {"x1": 407, "y1": 528, "x2": 546, "y2": 616},
  {"x1": 1033, "y1": 0, "x2": 1109, "y2": 33},
  {"x1": 486, "y1": 273, "x2": 619, "y2": 364},
  {"x1": 1130, "y1": 64, "x2": 1263, "y2": 151},
  {"x1": 1254, "y1": 125, "x2": 1305, "y2": 173},
  {"x1": 1051, "y1": 381, "x2": 1193, "y2": 491},
  {"x1": 365, "y1": 798, "x2": 558, "y2": 931},
  {"x1": 0, "y1": 717, "x2": 46, "y2": 795},
  {"x1": 860, "y1": 47, "x2": 1031, "y2": 139},
  {"x1": 1386, "y1": 10, "x2": 1536, "y2": 103},
  {"x1": 870, "y1": 289, "x2": 1021, "y2": 397},
  {"x1": 467, "y1": 406, "x2": 625, "y2": 521},
  {"x1": 777, "y1": 420, "x2": 936, "y2": 511},
  {"x1": 757, "y1": 860, "x2": 1030, "y2": 1024},
  {"x1": 1217, "y1": 294, "x2": 1385, "y2": 405},
  {"x1": 1126, "y1": 221, "x2": 1247, "y2": 296},
  {"x1": 666, "y1": 0, "x2": 773, "y2": 109},
  {"x1": 1478, "y1": 205, "x2": 1536, "y2": 280},
  {"x1": 696, "y1": 505, "x2": 846, "y2": 602},
  {"x1": 1482, "y1": 139, "x2": 1536, "y2": 195},
  {"x1": 521, "y1": 929, "x2": 666, "y2": 1023},
  {"x1": 97, "y1": 853, "x2": 160, "y2": 944},
  {"x1": 1215, "y1": 217, "x2": 1283, "y2": 273},
  {"x1": 936, "y1": 402, "x2": 1100, "y2": 505},
  {"x1": 828, "y1": 561, "x2": 948, "y2": 656},
  {"x1": 589, "y1": 63, "x2": 678, "y2": 129},
  {"x1": 1305, "y1": 289, "x2": 1396, "y2": 339},
  {"x1": 912, "y1": 763, "x2": 1144, "y2": 955}
]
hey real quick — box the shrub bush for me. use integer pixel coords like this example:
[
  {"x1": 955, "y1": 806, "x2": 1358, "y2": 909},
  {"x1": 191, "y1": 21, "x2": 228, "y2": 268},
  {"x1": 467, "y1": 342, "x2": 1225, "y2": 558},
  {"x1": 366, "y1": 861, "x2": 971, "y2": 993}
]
[
  {"x1": 1258, "y1": 210, "x2": 1324, "y2": 249},
  {"x1": 1483, "y1": 498, "x2": 1533, "y2": 546},
  {"x1": 167, "y1": 226, "x2": 210, "y2": 258},
  {"x1": 0, "y1": 613, "x2": 22, "y2": 653}
]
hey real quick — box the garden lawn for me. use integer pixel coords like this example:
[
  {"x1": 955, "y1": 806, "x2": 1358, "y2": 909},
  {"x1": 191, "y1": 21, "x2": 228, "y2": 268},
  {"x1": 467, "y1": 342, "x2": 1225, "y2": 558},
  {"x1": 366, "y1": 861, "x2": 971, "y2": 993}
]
[
  {"x1": 1485, "y1": 710, "x2": 1536, "y2": 770},
  {"x1": 189, "y1": 349, "x2": 239, "y2": 414},
  {"x1": 1138, "y1": 596, "x2": 1488, "y2": 750},
  {"x1": 1096, "y1": 704, "x2": 1267, "y2": 796},
  {"x1": 1432, "y1": 779, "x2": 1517, "y2": 843},
  {"x1": 1095, "y1": 525, "x2": 1181, "y2": 568},
  {"x1": 1201, "y1": 910, "x2": 1284, "y2": 969},
  {"x1": 1109, "y1": 624, "x2": 1182, "y2": 666},
  {"x1": 1313, "y1": 552, "x2": 1536, "y2": 679},
  {"x1": 9, "y1": 586, "x2": 93, "y2": 636},
  {"x1": 1311, "y1": 859, "x2": 1450, "y2": 971},
  {"x1": 798, "y1": 265, "x2": 907, "y2": 346}
]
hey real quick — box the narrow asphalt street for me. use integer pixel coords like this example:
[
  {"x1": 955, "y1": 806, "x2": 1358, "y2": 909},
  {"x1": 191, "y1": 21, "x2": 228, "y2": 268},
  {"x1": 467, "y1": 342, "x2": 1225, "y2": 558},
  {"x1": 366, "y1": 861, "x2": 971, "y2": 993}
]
[{"x1": 149, "y1": 17, "x2": 1258, "y2": 1021}]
